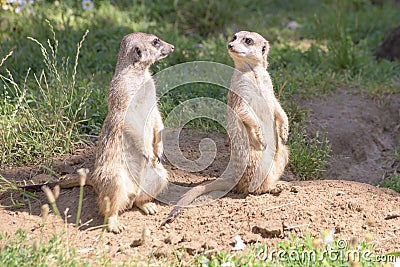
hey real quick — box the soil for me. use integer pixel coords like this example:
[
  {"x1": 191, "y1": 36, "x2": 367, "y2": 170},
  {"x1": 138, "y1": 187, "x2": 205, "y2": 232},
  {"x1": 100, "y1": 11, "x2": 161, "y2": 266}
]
[
  {"x1": 0, "y1": 90, "x2": 399, "y2": 262},
  {"x1": 375, "y1": 25, "x2": 400, "y2": 61}
]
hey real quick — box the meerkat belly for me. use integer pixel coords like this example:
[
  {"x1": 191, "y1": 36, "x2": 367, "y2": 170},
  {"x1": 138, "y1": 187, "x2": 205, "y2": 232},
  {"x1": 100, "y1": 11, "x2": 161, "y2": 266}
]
[{"x1": 124, "y1": 87, "x2": 157, "y2": 157}]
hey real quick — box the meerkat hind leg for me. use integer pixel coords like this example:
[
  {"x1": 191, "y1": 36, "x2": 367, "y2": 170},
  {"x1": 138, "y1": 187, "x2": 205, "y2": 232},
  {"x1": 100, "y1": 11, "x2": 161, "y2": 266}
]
[
  {"x1": 265, "y1": 181, "x2": 291, "y2": 195},
  {"x1": 134, "y1": 163, "x2": 167, "y2": 215}
]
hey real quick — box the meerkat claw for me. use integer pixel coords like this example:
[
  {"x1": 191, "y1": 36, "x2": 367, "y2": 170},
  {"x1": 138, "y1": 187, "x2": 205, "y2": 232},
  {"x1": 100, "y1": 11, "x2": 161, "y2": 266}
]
[
  {"x1": 137, "y1": 202, "x2": 158, "y2": 215},
  {"x1": 143, "y1": 154, "x2": 150, "y2": 162},
  {"x1": 107, "y1": 216, "x2": 125, "y2": 234}
]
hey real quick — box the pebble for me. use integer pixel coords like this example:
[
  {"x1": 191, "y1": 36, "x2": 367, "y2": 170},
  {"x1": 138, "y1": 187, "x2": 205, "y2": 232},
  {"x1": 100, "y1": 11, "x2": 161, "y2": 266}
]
[{"x1": 180, "y1": 241, "x2": 202, "y2": 255}]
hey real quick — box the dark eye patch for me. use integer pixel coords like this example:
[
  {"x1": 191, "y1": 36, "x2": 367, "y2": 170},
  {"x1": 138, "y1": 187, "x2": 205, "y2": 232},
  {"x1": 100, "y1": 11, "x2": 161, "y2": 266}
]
[
  {"x1": 231, "y1": 35, "x2": 237, "y2": 41},
  {"x1": 244, "y1": 38, "x2": 254, "y2": 45},
  {"x1": 152, "y1": 38, "x2": 161, "y2": 47}
]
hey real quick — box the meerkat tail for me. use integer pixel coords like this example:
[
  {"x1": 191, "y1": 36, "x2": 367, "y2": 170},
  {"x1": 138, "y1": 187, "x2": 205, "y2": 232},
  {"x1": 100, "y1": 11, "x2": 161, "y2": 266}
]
[
  {"x1": 20, "y1": 182, "x2": 59, "y2": 192},
  {"x1": 161, "y1": 179, "x2": 232, "y2": 226},
  {"x1": 19, "y1": 169, "x2": 93, "y2": 192}
]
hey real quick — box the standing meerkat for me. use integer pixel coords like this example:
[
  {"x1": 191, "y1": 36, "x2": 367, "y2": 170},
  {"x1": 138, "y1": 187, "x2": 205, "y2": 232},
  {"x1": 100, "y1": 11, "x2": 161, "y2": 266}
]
[
  {"x1": 92, "y1": 32, "x2": 174, "y2": 233},
  {"x1": 162, "y1": 31, "x2": 289, "y2": 225},
  {"x1": 226, "y1": 31, "x2": 289, "y2": 194},
  {"x1": 22, "y1": 32, "x2": 174, "y2": 233}
]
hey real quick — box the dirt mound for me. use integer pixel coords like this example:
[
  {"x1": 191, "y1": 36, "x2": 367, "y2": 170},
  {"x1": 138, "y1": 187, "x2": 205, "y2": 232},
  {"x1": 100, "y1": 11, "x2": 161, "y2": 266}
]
[
  {"x1": 301, "y1": 90, "x2": 400, "y2": 184},
  {"x1": 0, "y1": 91, "x2": 399, "y2": 261},
  {"x1": 375, "y1": 25, "x2": 400, "y2": 61},
  {"x1": 0, "y1": 179, "x2": 398, "y2": 261}
]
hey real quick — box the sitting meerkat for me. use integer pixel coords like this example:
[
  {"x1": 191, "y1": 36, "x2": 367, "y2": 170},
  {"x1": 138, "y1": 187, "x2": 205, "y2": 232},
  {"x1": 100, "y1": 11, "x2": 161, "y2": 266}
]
[
  {"x1": 22, "y1": 33, "x2": 174, "y2": 233},
  {"x1": 162, "y1": 31, "x2": 289, "y2": 225}
]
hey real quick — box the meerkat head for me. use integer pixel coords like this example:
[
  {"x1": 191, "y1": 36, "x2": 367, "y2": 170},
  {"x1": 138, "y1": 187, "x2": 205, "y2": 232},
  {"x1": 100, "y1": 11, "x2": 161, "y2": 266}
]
[
  {"x1": 116, "y1": 32, "x2": 174, "y2": 72},
  {"x1": 227, "y1": 31, "x2": 270, "y2": 69}
]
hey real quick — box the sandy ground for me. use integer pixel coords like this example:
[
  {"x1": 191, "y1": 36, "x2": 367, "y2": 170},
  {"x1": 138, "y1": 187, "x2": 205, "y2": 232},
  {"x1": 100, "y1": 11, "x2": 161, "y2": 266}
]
[{"x1": 0, "y1": 90, "x2": 399, "y2": 262}]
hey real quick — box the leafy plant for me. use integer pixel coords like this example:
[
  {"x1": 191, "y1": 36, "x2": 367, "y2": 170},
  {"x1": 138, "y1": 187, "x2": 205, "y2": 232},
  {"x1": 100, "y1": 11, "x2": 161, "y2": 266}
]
[
  {"x1": 196, "y1": 231, "x2": 392, "y2": 266},
  {"x1": 379, "y1": 174, "x2": 400, "y2": 193},
  {"x1": 288, "y1": 123, "x2": 331, "y2": 180}
]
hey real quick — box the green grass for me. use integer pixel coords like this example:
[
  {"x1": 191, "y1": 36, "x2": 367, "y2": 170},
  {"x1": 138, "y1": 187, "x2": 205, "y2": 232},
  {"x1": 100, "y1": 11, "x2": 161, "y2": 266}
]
[
  {"x1": 1, "y1": 0, "x2": 399, "y2": 264},
  {"x1": 378, "y1": 148, "x2": 400, "y2": 193},
  {"x1": 288, "y1": 123, "x2": 331, "y2": 180},
  {"x1": 0, "y1": 230, "x2": 85, "y2": 267},
  {"x1": 2, "y1": 229, "x2": 397, "y2": 266},
  {"x1": 1, "y1": 0, "x2": 399, "y2": 172},
  {"x1": 379, "y1": 173, "x2": 400, "y2": 193},
  {"x1": 197, "y1": 232, "x2": 398, "y2": 266},
  {"x1": 0, "y1": 175, "x2": 37, "y2": 210},
  {"x1": 1, "y1": 21, "x2": 94, "y2": 165}
]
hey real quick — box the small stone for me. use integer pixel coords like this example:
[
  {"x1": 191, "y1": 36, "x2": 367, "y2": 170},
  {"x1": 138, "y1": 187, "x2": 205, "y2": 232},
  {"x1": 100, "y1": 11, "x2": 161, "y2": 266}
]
[
  {"x1": 290, "y1": 185, "x2": 300, "y2": 193},
  {"x1": 243, "y1": 233, "x2": 260, "y2": 244},
  {"x1": 334, "y1": 224, "x2": 344, "y2": 233},
  {"x1": 150, "y1": 239, "x2": 164, "y2": 248},
  {"x1": 164, "y1": 232, "x2": 182, "y2": 245},
  {"x1": 336, "y1": 191, "x2": 345, "y2": 196},
  {"x1": 181, "y1": 234, "x2": 191, "y2": 242},
  {"x1": 153, "y1": 245, "x2": 173, "y2": 258},
  {"x1": 232, "y1": 236, "x2": 246, "y2": 251},
  {"x1": 350, "y1": 237, "x2": 358, "y2": 247},
  {"x1": 180, "y1": 241, "x2": 202, "y2": 256},
  {"x1": 130, "y1": 239, "x2": 143, "y2": 248},
  {"x1": 366, "y1": 217, "x2": 375, "y2": 227},
  {"x1": 203, "y1": 240, "x2": 218, "y2": 250},
  {"x1": 117, "y1": 244, "x2": 130, "y2": 253},
  {"x1": 252, "y1": 222, "x2": 283, "y2": 238}
]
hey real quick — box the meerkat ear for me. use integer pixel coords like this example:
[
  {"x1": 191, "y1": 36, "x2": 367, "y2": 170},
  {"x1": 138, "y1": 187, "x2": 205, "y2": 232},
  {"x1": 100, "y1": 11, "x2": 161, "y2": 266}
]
[
  {"x1": 131, "y1": 46, "x2": 142, "y2": 62},
  {"x1": 262, "y1": 41, "x2": 269, "y2": 55},
  {"x1": 262, "y1": 41, "x2": 270, "y2": 68}
]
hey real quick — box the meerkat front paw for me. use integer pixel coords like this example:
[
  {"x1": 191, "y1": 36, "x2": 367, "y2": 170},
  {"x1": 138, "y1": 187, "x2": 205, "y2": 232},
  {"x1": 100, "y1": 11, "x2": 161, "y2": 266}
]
[
  {"x1": 154, "y1": 142, "x2": 164, "y2": 163},
  {"x1": 280, "y1": 125, "x2": 289, "y2": 144},
  {"x1": 143, "y1": 153, "x2": 150, "y2": 162},
  {"x1": 107, "y1": 215, "x2": 125, "y2": 234},
  {"x1": 249, "y1": 129, "x2": 266, "y2": 150},
  {"x1": 136, "y1": 202, "x2": 158, "y2": 215},
  {"x1": 156, "y1": 153, "x2": 163, "y2": 163}
]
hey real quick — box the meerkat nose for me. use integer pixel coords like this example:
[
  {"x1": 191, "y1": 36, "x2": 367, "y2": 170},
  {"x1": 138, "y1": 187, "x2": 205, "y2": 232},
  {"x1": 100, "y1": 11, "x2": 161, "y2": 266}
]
[
  {"x1": 170, "y1": 45, "x2": 174, "y2": 51},
  {"x1": 228, "y1": 44, "x2": 233, "y2": 50}
]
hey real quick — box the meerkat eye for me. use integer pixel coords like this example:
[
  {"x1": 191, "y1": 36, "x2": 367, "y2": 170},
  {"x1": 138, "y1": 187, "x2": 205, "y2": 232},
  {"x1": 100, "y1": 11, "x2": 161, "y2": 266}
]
[
  {"x1": 244, "y1": 38, "x2": 254, "y2": 45},
  {"x1": 152, "y1": 38, "x2": 161, "y2": 47},
  {"x1": 231, "y1": 35, "x2": 237, "y2": 41}
]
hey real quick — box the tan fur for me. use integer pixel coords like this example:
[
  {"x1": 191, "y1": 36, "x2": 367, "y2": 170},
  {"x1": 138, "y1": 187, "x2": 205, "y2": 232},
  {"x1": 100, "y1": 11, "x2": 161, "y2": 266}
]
[
  {"x1": 227, "y1": 31, "x2": 289, "y2": 194},
  {"x1": 23, "y1": 33, "x2": 174, "y2": 233},
  {"x1": 91, "y1": 32, "x2": 174, "y2": 233},
  {"x1": 162, "y1": 31, "x2": 288, "y2": 225}
]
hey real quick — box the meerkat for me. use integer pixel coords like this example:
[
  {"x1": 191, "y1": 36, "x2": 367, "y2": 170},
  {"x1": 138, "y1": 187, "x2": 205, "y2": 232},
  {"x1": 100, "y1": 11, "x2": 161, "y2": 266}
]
[
  {"x1": 162, "y1": 31, "x2": 289, "y2": 225},
  {"x1": 22, "y1": 32, "x2": 174, "y2": 233},
  {"x1": 227, "y1": 31, "x2": 289, "y2": 194}
]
